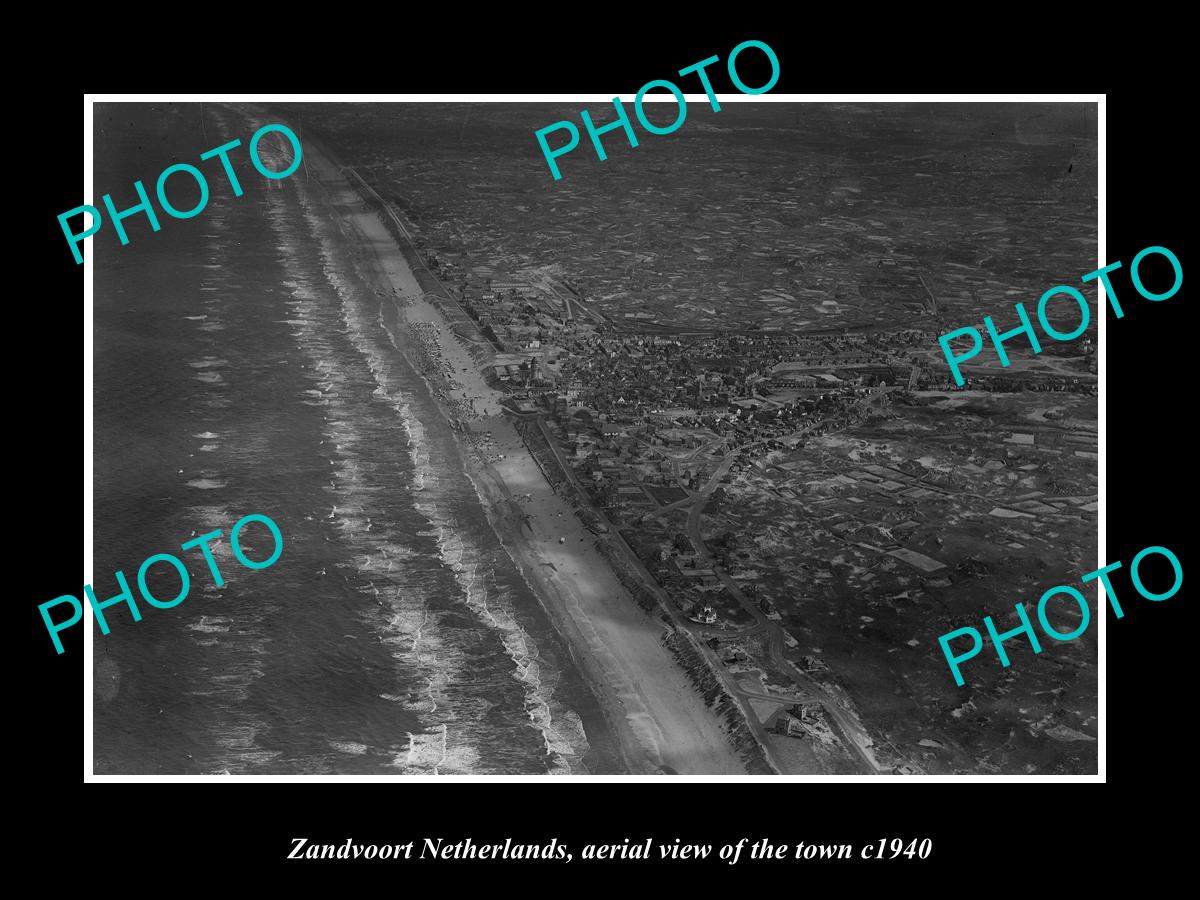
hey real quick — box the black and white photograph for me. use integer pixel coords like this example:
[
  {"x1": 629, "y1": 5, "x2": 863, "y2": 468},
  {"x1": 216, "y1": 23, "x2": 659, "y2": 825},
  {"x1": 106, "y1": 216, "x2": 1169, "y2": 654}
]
[{"x1": 83, "y1": 97, "x2": 1101, "y2": 778}]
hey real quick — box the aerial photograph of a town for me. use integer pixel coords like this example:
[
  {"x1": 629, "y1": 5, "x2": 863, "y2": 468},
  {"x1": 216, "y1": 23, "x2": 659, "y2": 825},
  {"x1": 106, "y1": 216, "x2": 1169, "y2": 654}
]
[{"x1": 92, "y1": 100, "x2": 1097, "y2": 776}]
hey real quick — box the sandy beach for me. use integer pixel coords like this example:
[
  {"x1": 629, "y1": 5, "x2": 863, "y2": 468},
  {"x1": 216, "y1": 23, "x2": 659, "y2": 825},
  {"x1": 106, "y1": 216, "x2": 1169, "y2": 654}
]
[{"x1": 298, "y1": 141, "x2": 745, "y2": 775}]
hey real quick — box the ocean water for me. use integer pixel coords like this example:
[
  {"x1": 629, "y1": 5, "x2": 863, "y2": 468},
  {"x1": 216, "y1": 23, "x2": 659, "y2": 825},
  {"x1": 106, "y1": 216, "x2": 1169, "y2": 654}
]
[{"x1": 92, "y1": 102, "x2": 621, "y2": 775}]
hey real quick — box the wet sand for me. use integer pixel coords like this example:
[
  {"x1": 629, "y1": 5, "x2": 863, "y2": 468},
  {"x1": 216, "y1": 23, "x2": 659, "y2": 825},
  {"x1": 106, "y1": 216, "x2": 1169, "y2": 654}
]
[{"x1": 300, "y1": 139, "x2": 745, "y2": 775}]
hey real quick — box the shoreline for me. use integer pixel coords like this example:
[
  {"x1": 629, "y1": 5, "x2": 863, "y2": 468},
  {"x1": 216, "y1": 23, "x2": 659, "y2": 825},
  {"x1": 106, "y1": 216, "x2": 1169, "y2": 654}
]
[{"x1": 297, "y1": 137, "x2": 747, "y2": 775}]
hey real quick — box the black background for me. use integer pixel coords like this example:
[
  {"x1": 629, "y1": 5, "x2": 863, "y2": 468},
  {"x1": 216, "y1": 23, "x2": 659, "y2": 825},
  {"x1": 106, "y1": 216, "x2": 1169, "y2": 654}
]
[{"x1": 20, "y1": 20, "x2": 1188, "y2": 887}]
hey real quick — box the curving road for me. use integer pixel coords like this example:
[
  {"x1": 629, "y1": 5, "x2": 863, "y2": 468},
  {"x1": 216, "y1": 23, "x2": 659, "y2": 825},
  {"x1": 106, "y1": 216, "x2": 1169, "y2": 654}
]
[
  {"x1": 530, "y1": 408, "x2": 909, "y2": 775},
  {"x1": 680, "y1": 441, "x2": 888, "y2": 775}
]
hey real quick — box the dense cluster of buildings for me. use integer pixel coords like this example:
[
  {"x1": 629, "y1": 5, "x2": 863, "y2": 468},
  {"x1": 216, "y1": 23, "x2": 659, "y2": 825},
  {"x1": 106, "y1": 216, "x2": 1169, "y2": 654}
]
[{"x1": 421, "y1": 255, "x2": 1097, "y2": 534}]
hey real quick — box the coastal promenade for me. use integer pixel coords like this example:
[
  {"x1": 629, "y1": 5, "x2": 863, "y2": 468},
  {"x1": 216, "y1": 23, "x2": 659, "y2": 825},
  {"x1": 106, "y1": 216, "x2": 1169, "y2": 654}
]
[{"x1": 298, "y1": 135, "x2": 747, "y2": 776}]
